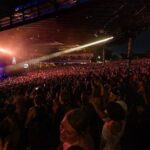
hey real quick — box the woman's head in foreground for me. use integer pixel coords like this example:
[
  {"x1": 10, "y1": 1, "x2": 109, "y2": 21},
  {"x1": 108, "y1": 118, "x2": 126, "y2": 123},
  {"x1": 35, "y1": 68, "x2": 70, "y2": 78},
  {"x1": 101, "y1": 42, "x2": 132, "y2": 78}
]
[{"x1": 60, "y1": 108, "x2": 89, "y2": 143}]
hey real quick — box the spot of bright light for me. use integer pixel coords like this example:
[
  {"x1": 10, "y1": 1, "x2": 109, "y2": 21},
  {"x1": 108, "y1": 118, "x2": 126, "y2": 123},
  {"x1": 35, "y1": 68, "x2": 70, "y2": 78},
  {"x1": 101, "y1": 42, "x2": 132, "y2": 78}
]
[
  {"x1": 24, "y1": 64, "x2": 29, "y2": 69},
  {"x1": 0, "y1": 48, "x2": 13, "y2": 56},
  {"x1": 98, "y1": 56, "x2": 101, "y2": 59},
  {"x1": 6, "y1": 36, "x2": 114, "y2": 70}
]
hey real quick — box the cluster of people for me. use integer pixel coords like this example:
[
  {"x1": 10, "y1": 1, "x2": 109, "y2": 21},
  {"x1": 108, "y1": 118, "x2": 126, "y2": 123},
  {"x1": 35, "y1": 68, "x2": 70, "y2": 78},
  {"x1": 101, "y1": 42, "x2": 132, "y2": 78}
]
[{"x1": 0, "y1": 58, "x2": 150, "y2": 150}]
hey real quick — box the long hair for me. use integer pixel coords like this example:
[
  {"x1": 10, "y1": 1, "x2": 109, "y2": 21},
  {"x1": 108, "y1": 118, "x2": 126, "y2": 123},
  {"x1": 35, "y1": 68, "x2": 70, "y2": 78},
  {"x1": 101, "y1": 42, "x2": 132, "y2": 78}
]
[{"x1": 66, "y1": 108, "x2": 90, "y2": 135}]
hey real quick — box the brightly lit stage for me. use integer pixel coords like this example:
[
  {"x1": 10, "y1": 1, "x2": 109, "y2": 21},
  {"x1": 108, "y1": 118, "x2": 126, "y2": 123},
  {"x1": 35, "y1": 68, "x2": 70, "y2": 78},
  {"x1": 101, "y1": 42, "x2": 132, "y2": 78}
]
[
  {"x1": 0, "y1": 47, "x2": 19, "y2": 79},
  {"x1": 0, "y1": 55, "x2": 12, "y2": 79},
  {"x1": 0, "y1": 52, "x2": 23, "y2": 79}
]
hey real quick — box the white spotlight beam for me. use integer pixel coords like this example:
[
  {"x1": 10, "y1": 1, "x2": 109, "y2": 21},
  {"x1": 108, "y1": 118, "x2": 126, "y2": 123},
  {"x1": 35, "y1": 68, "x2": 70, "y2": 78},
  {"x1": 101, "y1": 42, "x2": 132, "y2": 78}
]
[{"x1": 6, "y1": 36, "x2": 114, "y2": 70}]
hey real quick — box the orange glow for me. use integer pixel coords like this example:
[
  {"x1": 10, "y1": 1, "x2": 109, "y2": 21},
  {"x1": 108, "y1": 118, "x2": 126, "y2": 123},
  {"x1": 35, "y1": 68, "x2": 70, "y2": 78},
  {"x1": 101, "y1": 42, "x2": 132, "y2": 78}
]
[{"x1": 0, "y1": 48, "x2": 13, "y2": 55}]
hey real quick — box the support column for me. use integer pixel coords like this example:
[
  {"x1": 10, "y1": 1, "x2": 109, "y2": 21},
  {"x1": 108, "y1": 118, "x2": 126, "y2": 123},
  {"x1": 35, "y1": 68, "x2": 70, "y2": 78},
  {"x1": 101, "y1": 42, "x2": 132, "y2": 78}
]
[
  {"x1": 127, "y1": 37, "x2": 133, "y2": 68},
  {"x1": 103, "y1": 47, "x2": 105, "y2": 65}
]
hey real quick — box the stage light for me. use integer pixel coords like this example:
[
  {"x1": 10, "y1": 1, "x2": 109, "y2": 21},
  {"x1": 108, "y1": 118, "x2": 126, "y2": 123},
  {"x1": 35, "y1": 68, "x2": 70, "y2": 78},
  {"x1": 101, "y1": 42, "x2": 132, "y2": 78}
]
[
  {"x1": 0, "y1": 48, "x2": 13, "y2": 55},
  {"x1": 28, "y1": 36, "x2": 114, "y2": 63},
  {"x1": 24, "y1": 64, "x2": 29, "y2": 69}
]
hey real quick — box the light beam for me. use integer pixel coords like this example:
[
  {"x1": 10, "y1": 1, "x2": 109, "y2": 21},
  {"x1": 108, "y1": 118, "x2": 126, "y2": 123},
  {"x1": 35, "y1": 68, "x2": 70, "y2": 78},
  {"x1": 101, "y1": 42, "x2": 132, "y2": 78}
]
[{"x1": 6, "y1": 36, "x2": 114, "y2": 70}]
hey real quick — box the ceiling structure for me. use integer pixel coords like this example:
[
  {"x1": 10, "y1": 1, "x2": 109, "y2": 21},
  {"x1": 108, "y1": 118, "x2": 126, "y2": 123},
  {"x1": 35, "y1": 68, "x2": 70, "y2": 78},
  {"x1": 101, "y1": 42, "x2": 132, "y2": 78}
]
[{"x1": 0, "y1": 0, "x2": 150, "y2": 58}]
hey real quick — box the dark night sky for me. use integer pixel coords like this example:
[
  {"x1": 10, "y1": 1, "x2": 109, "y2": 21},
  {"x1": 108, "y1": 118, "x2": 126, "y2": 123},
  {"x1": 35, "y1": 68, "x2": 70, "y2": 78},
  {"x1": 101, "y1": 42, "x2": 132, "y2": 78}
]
[
  {"x1": 134, "y1": 28, "x2": 150, "y2": 52},
  {"x1": 111, "y1": 28, "x2": 150, "y2": 54}
]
